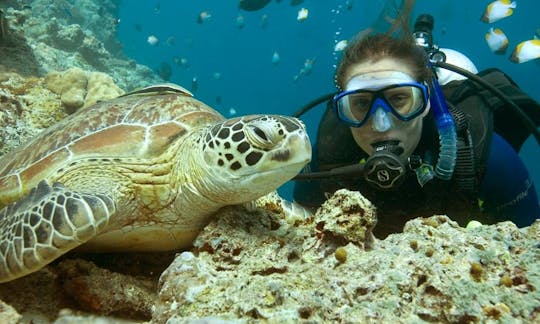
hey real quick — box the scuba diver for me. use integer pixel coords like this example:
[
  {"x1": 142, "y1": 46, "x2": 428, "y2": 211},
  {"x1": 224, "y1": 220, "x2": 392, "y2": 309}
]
[{"x1": 293, "y1": 14, "x2": 540, "y2": 238}]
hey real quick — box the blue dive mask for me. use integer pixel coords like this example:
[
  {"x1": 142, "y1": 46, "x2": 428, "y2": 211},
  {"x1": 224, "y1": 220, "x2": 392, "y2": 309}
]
[{"x1": 333, "y1": 81, "x2": 429, "y2": 129}]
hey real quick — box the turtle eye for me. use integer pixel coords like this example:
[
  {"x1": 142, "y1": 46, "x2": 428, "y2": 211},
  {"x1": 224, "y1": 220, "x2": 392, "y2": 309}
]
[
  {"x1": 245, "y1": 119, "x2": 281, "y2": 150},
  {"x1": 251, "y1": 126, "x2": 267, "y2": 141},
  {"x1": 246, "y1": 125, "x2": 274, "y2": 150}
]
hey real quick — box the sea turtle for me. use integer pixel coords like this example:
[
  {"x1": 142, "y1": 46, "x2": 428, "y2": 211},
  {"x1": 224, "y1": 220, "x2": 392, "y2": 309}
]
[{"x1": 0, "y1": 84, "x2": 311, "y2": 282}]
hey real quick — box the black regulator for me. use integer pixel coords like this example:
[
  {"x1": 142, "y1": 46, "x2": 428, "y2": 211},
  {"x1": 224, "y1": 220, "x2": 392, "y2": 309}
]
[{"x1": 363, "y1": 140, "x2": 406, "y2": 190}]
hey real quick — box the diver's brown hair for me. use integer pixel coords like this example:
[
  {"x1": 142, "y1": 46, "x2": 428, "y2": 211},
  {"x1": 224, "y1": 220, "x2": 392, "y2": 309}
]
[{"x1": 335, "y1": 34, "x2": 432, "y2": 90}]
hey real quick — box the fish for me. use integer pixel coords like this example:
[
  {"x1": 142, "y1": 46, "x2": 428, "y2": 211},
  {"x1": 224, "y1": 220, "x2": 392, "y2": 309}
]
[
  {"x1": 260, "y1": 14, "x2": 269, "y2": 28},
  {"x1": 481, "y1": 0, "x2": 516, "y2": 24},
  {"x1": 147, "y1": 35, "x2": 159, "y2": 46},
  {"x1": 229, "y1": 107, "x2": 237, "y2": 116},
  {"x1": 334, "y1": 40, "x2": 348, "y2": 52},
  {"x1": 510, "y1": 39, "x2": 540, "y2": 63},
  {"x1": 236, "y1": 14, "x2": 245, "y2": 29},
  {"x1": 239, "y1": 0, "x2": 272, "y2": 11},
  {"x1": 297, "y1": 8, "x2": 308, "y2": 21},
  {"x1": 485, "y1": 28, "x2": 509, "y2": 54},
  {"x1": 272, "y1": 51, "x2": 280, "y2": 65},
  {"x1": 345, "y1": 0, "x2": 353, "y2": 10},
  {"x1": 300, "y1": 58, "x2": 314, "y2": 75},
  {"x1": 173, "y1": 56, "x2": 189, "y2": 68},
  {"x1": 293, "y1": 58, "x2": 315, "y2": 81},
  {"x1": 290, "y1": 0, "x2": 304, "y2": 5},
  {"x1": 198, "y1": 11, "x2": 211, "y2": 24}
]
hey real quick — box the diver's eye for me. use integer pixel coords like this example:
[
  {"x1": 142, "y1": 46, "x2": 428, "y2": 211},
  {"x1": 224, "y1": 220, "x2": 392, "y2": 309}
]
[
  {"x1": 349, "y1": 93, "x2": 372, "y2": 111},
  {"x1": 385, "y1": 87, "x2": 412, "y2": 111},
  {"x1": 388, "y1": 94, "x2": 410, "y2": 108}
]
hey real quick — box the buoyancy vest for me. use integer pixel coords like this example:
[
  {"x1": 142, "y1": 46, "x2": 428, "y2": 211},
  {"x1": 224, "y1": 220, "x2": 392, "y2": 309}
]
[
  {"x1": 299, "y1": 68, "x2": 540, "y2": 237},
  {"x1": 448, "y1": 68, "x2": 540, "y2": 152}
]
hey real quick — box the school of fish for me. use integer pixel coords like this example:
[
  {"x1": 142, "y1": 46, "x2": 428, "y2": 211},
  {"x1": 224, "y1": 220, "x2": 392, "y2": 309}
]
[{"x1": 482, "y1": 0, "x2": 539, "y2": 63}]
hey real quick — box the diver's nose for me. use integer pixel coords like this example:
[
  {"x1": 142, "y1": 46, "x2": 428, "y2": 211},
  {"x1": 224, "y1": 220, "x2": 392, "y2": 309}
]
[{"x1": 372, "y1": 106, "x2": 393, "y2": 132}]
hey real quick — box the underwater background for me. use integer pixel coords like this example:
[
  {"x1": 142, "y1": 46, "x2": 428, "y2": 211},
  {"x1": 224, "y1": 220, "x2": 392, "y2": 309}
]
[
  {"x1": 116, "y1": 0, "x2": 539, "y2": 199},
  {"x1": 1, "y1": 2, "x2": 540, "y2": 321}
]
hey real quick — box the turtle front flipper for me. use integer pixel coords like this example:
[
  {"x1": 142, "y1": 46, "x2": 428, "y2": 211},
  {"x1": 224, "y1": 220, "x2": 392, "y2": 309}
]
[{"x1": 0, "y1": 181, "x2": 115, "y2": 283}]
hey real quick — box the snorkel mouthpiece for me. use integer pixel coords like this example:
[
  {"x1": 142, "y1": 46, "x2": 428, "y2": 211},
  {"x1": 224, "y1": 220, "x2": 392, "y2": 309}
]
[{"x1": 373, "y1": 105, "x2": 393, "y2": 132}]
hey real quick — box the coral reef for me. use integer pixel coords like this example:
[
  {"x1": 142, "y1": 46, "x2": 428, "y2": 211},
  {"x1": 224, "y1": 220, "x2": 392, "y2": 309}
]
[
  {"x1": 0, "y1": 70, "x2": 65, "y2": 155},
  {"x1": 44, "y1": 67, "x2": 88, "y2": 112},
  {"x1": 0, "y1": 300, "x2": 21, "y2": 323},
  {"x1": 0, "y1": 0, "x2": 163, "y2": 154},
  {"x1": 153, "y1": 189, "x2": 540, "y2": 323},
  {"x1": 314, "y1": 189, "x2": 377, "y2": 249},
  {"x1": 85, "y1": 70, "x2": 125, "y2": 107},
  {"x1": 55, "y1": 259, "x2": 156, "y2": 319},
  {"x1": 0, "y1": 70, "x2": 124, "y2": 155},
  {"x1": 0, "y1": 255, "x2": 165, "y2": 323},
  {"x1": 45, "y1": 67, "x2": 124, "y2": 113},
  {"x1": 0, "y1": 0, "x2": 162, "y2": 90},
  {"x1": 0, "y1": 184, "x2": 538, "y2": 322}
]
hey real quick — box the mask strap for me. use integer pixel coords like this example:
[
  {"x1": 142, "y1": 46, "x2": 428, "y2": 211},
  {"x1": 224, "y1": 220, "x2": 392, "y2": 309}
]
[{"x1": 345, "y1": 72, "x2": 416, "y2": 91}]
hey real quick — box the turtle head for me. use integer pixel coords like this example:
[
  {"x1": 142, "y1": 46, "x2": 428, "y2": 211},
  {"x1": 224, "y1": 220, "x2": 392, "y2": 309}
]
[{"x1": 199, "y1": 114, "x2": 311, "y2": 202}]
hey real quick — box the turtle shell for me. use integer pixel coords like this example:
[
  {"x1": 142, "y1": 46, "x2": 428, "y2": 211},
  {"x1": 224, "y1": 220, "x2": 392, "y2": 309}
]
[{"x1": 0, "y1": 87, "x2": 224, "y2": 207}]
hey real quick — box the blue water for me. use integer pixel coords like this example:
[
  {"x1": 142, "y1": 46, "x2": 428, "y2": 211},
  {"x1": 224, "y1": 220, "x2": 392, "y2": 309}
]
[{"x1": 117, "y1": 0, "x2": 539, "y2": 199}]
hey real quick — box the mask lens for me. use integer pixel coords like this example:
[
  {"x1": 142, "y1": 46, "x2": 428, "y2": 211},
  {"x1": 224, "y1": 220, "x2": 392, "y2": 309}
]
[
  {"x1": 383, "y1": 85, "x2": 425, "y2": 118},
  {"x1": 337, "y1": 92, "x2": 373, "y2": 125},
  {"x1": 334, "y1": 82, "x2": 427, "y2": 127}
]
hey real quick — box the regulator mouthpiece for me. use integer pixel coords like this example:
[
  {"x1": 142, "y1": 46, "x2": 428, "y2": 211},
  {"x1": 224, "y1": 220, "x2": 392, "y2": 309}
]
[{"x1": 364, "y1": 141, "x2": 406, "y2": 190}]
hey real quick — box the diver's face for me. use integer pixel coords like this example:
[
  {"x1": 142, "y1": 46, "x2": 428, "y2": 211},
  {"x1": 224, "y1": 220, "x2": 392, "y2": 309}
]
[{"x1": 344, "y1": 58, "x2": 429, "y2": 159}]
